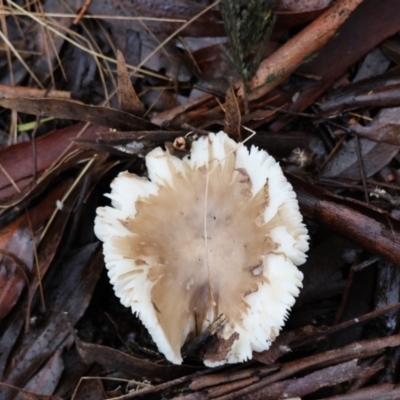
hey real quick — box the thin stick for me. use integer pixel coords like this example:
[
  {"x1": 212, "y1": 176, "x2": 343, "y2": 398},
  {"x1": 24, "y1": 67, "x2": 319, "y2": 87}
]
[{"x1": 73, "y1": 0, "x2": 91, "y2": 25}]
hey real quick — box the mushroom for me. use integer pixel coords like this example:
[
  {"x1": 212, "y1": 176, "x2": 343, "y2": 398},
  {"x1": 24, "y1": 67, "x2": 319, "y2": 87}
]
[{"x1": 94, "y1": 131, "x2": 309, "y2": 366}]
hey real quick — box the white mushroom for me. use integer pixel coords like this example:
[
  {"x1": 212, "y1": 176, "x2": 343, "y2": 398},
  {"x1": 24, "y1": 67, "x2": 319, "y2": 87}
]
[{"x1": 94, "y1": 131, "x2": 309, "y2": 366}]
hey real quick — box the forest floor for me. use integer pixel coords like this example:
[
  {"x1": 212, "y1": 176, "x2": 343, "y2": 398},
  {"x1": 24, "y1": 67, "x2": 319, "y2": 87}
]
[{"x1": 1, "y1": 0, "x2": 400, "y2": 399}]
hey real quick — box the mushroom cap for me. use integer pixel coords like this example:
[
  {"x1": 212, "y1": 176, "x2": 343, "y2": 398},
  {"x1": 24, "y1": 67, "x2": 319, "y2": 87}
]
[{"x1": 94, "y1": 132, "x2": 309, "y2": 366}]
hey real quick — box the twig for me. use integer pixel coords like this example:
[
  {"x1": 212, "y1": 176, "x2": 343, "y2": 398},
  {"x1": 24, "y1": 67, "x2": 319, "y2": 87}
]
[{"x1": 73, "y1": 0, "x2": 91, "y2": 25}]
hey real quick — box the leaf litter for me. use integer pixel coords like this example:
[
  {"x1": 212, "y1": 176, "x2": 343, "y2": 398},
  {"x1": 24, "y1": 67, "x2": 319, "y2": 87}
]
[{"x1": 1, "y1": 0, "x2": 400, "y2": 399}]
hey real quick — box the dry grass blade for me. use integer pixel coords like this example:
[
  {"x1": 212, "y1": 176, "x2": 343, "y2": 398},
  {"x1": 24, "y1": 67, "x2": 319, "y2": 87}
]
[{"x1": 0, "y1": 8, "x2": 188, "y2": 22}]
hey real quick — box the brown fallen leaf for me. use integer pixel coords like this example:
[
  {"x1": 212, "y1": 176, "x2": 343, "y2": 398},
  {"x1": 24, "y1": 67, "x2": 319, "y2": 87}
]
[
  {"x1": 353, "y1": 48, "x2": 391, "y2": 82},
  {"x1": 75, "y1": 339, "x2": 198, "y2": 383},
  {"x1": 72, "y1": 378, "x2": 108, "y2": 400},
  {"x1": 0, "y1": 383, "x2": 62, "y2": 400},
  {"x1": 1, "y1": 244, "x2": 101, "y2": 394},
  {"x1": 0, "y1": 181, "x2": 69, "y2": 322},
  {"x1": 0, "y1": 123, "x2": 105, "y2": 199},
  {"x1": 0, "y1": 217, "x2": 33, "y2": 321},
  {"x1": 320, "y1": 136, "x2": 399, "y2": 180},
  {"x1": 382, "y1": 37, "x2": 400, "y2": 64},
  {"x1": 319, "y1": 69, "x2": 400, "y2": 114},
  {"x1": 23, "y1": 348, "x2": 64, "y2": 397},
  {"x1": 0, "y1": 97, "x2": 156, "y2": 131},
  {"x1": 223, "y1": 86, "x2": 241, "y2": 141},
  {"x1": 117, "y1": 50, "x2": 146, "y2": 116},
  {"x1": 352, "y1": 107, "x2": 400, "y2": 147}
]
